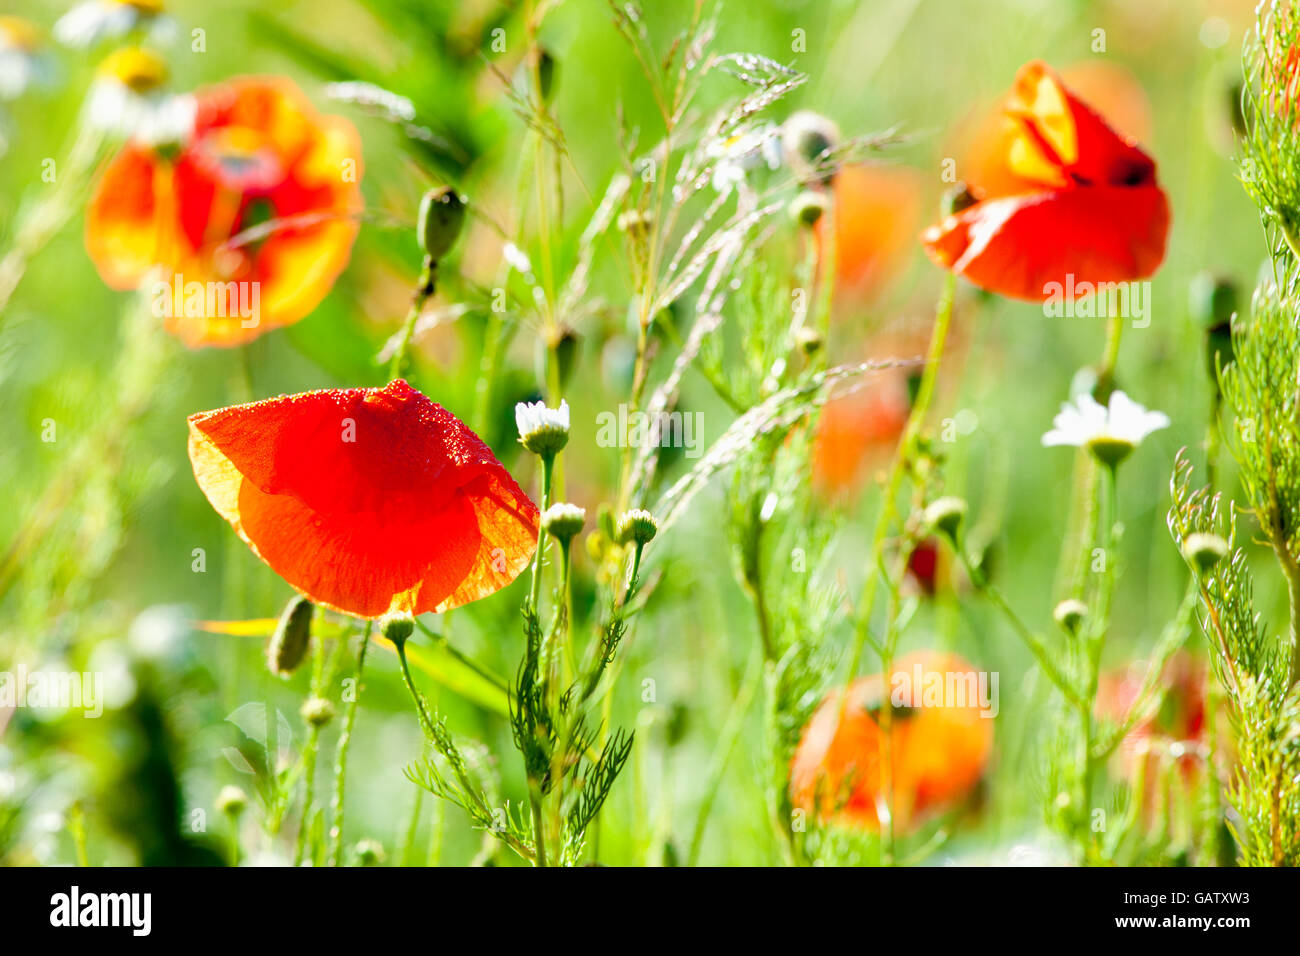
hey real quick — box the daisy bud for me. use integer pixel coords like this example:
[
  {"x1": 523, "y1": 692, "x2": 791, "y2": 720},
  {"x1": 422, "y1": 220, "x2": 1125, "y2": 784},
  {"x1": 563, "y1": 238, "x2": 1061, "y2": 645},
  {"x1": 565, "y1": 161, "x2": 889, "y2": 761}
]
[
  {"x1": 416, "y1": 186, "x2": 466, "y2": 262},
  {"x1": 941, "y1": 182, "x2": 980, "y2": 218},
  {"x1": 300, "y1": 696, "x2": 336, "y2": 728},
  {"x1": 216, "y1": 785, "x2": 248, "y2": 818},
  {"x1": 354, "y1": 838, "x2": 386, "y2": 866},
  {"x1": 616, "y1": 508, "x2": 658, "y2": 546},
  {"x1": 788, "y1": 190, "x2": 829, "y2": 228},
  {"x1": 515, "y1": 398, "x2": 570, "y2": 457},
  {"x1": 1189, "y1": 273, "x2": 1238, "y2": 330},
  {"x1": 267, "y1": 595, "x2": 313, "y2": 677},
  {"x1": 617, "y1": 208, "x2": 654, "y2": 238},
  {"x1": 922, "y1": 496, "x2": 967, "y2": 541},
  {"x1": 542, "y1": 502, "x2": 586, "y2": 544},
  {"x1": 1053, "y1": 599, "x2": 1087, "y2": 635},
  {"x1": 795, "y1": 326, "x2": 823, "y2": 356},
  {"x1": 1182, "y1": 532, "x2": 1229, "y2": 574},
  {"x1": 782, "y1": 110, "x2": 840, "y2": 185},
  {"x1": 379, "y1": 612, "x2": 415, "y2": 648}
]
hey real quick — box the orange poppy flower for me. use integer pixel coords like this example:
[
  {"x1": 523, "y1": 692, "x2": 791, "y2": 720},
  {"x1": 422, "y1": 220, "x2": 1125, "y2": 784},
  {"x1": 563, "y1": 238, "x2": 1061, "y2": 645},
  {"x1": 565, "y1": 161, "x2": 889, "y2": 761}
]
[
  {"x1": 817, "y1": 163, "x2": 923, "y2": 303},
  {"x1": 812, "y1": 373, "x2": 909, "y2": 498},
  {"x1": 790, "y1": 650, "x2": 993, "y2": 832},
  {"x1": 922, "y1": 61, "x2": 1169, "y2": 302},
  {"x1": 188, "y1": 379, "x2": 539, "y2": 619},
  {"x1": 87, "y1": 75, "x2": 363, "y2": 347}
]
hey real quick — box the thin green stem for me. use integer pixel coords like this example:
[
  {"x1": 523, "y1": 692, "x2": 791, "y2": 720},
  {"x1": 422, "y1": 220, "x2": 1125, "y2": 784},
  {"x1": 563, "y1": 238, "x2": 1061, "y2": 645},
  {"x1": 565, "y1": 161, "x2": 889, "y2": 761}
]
[
  {"x1": 388, "y1": 258, "x2": 436, "y2": 381},
  {"x1": 328, "y1": 623, "x2": 370, "y2": 866}
]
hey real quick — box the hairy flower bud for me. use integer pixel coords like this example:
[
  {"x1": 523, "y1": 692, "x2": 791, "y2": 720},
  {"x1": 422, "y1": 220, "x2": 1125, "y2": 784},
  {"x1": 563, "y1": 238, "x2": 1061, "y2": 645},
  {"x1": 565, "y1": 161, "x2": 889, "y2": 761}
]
[
  {"x1": 788, "y1": 189, "x2": 829, "y2": 228},
  {"x1": 379, "y1": 611, "x2": 415, "y2": 647},
  {"x1": 782, "y1": 110, "x2": 840, "y2": 185},
  {"x1": 542, "y1": 502, "x2": 586, "y2": 544},
  {"x1": 416, "y1": 186, "x2": 466, "y2": 262},
  {"x1": 216, "y1": 785, "x2": 248, "y2": 817},
  {"x1": 616, "y1": 508, "x2": 658, "y2": 546},
  {"x1": 267, "y1": 595, "x2": 313, "y2": 677},
  {"x1": 922, "y1": 496, "x2": 967, "y2": 541},
  {"x1": 300, "y1": 696, "x2": 336, "y2": 728}
]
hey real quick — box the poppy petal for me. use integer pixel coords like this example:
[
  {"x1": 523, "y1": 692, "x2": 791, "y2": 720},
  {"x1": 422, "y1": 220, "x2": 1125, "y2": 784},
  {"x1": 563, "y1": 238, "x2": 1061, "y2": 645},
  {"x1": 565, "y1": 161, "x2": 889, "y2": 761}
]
[
  {"x1": 921, "y1": 183, "x2": 1170, "y2": 301},
  {"x1": 188, "y1": 379, "x2": 538, "y2": 618}
]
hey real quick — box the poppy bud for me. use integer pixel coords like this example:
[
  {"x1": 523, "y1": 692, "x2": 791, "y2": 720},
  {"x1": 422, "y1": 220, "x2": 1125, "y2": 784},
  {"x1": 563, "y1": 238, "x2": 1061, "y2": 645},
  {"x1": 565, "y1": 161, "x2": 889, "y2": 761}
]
[
  {"x1": 941, "y1": 182, "x2": 980, "y2": 218},
  {"x1": 267, "y1": 595, "x2": 313, "y2": 677},
  {"x1": 1053, "y1": 598, "x2": 1087, "y2": 635},
  {"x1": 300, "y1": 696, "x2": 336, "y2": 728},
  {"x1": 788, "y1": 190, "x2": 829, "y2": 228},
  {"x1": 1189, "y1": 273, "x2": 1236, "y2": 382},
  {"x1": 216, "y1": 785, "x2": 248, "y2": 818},
  {"x1": 379, "y1": 612, "x2": 415, "y2": 647},
  {"x1": 536, "y1": 48, "x2": 557, "y2": 104},
  {"x1": 1182, "y1": 532, "x2": 1229, "y2": 574},
  {"x1": 535, "y1": 326, "x2": 581, "y2": 391},
  {"x1": 616, "y1": 508, "x2": 658, "y2": 546},
  {"x1": 542, "y1": 502, "x2": 586, "y2": 544},
  {"x1": 922, "y1": 496, "x2": 967, "y2": 542},
  {"x1": 782, "y1": 110, "x2": 840, "y2": 185},
  {"x1": 416, "y1": 186, "x2": 466, "y2": 262}
]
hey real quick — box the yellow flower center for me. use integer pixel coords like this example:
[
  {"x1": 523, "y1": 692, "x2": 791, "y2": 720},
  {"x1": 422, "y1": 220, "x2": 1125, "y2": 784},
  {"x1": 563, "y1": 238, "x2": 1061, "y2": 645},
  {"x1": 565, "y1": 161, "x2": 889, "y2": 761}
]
[
  {"x1": 98, "y1": 47, "x2": 168, "y2": 93},
  {"x1": 0, "y1": 16, "x2": 41, "y2": 52},
  {"x1": 113, "y1": 0, "x2": 166, "y2": 14}
]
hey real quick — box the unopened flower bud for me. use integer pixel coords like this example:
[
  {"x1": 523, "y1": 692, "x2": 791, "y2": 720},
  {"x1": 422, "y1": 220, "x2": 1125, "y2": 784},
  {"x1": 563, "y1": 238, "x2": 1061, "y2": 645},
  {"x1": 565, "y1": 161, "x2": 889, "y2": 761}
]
[
  {"x1": 379, "y1": 611, "x2": 415, "y2": 647},
  {"x1": 216, "y1": 785, "x2": 248, "y2": 818},
  {"x1": 788, "y1": 190, "x2": 829, "y2": 228},
  {"x1": 300, "y1": 696, "x2": 336, "y2": 728},
  {"x1": 354, "y1": 838, "x2": 385, "y2": 866},
  {"x1": 542, "y1": 502, "x2": 586, "y2": 544},
  {"x1": 616, "y1": 508, "x2": 658, "y2": 546},
  {"x1": 1053, "y1": 599, "x2": 1087, "y2": 635},
  {"x1": 1182, "y1": 532, "x2": 1229, "y2": 574},
  {"x1": 1189, "y1": 273, "x2": 1238, "y2": 330},
  {"x1": 782, "y1": 110, "x2": 840, "y2": 185},
  {"x1": 922, "y1": 496, "x2": 967, "y2": 541},
  {"x1": 416, "y1": 186, "x2": 466, "y2": 262},
  {"x1": 267, "y1": 595, "x2": 313, "y2": 677},
  {"x1": 795, "y1": 326, "x2": 823, "y2": 356},
  {"x1": 941, "y1": 182, "x2": 980, "y2": 218}
]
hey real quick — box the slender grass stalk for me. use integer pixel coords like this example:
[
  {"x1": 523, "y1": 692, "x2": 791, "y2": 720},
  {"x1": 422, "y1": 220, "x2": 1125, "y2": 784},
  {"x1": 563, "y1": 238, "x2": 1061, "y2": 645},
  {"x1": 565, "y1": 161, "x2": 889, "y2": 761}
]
[{"x1": 328, "y1": 623, "x2": 370, "y2": 866}]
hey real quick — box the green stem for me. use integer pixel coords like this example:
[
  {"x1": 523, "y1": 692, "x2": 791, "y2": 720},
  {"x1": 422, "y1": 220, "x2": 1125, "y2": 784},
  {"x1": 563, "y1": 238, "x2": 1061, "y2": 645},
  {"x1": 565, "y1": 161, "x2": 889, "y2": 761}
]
[
  {"x1": 847, "y1": 273, "x2": 957, "y2": 676},
  {"x1": 388, "y1": 258, "x2": 437, "y2": 381},
  {"x1": 328, "y1": 624, "x2": 370, "y2": 866}
]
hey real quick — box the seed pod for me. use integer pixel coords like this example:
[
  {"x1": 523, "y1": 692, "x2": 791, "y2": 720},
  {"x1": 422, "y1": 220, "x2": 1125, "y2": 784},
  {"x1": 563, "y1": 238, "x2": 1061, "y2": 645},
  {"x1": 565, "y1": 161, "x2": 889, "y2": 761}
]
[
  {"x1": 267, "y1": 595, "x2": 313, "y2": 677},
  {"x1": 416, "y1": 186, "x2": 466, "y2": 262}
]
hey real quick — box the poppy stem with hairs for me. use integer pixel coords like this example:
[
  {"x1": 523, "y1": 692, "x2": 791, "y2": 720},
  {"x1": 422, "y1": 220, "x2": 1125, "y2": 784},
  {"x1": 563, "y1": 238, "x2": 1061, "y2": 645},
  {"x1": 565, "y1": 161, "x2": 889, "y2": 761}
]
[
  {"x1": 846, "y1": 272, "x2": 958, "y2": 681},
  {"x1": 329, "y1": 622, "x2": 371, "y2": 866},
  {"x1": 388, "y1": 257, "x2": 437, "y2": 381}
]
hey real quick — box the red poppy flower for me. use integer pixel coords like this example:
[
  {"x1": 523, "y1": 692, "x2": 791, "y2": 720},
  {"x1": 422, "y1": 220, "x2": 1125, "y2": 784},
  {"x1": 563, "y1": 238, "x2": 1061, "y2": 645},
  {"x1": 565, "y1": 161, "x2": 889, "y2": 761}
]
[
  {"x1": 922, "y1": 61, "x2": 1169, "y2": 301},
  {"x1": 87, "y1": 75, "x2": 363, "y2": 347},
  {"x1": 188, "y1": 379, "x2": 538, "y2": 619},
  {"x1": 790, "y1": 650, "x2": 994, "y2": 832}
]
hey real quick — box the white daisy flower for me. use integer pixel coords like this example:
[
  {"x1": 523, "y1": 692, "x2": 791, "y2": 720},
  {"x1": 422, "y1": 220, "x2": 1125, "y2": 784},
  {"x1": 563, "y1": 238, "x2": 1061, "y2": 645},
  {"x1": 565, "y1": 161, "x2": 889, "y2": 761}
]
[
  {"x1": 515, "y1": 398, "x2": 570, "y2": 456},
  {"x1": 1041, "y1": 389, "x2": 1169, "y2": 467},
  {"x1": 708, "y1": 123, "x2": 782, "y2": 194},
  {"x1": 85, "y1": 47, "x2": 194, "y2": 146},
  {"x1": 0, "y1": 17, "x2": 57, "y2": 101},
  {"x1": 54, "y1": 0, "x2": 176, "y2": 50}
]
